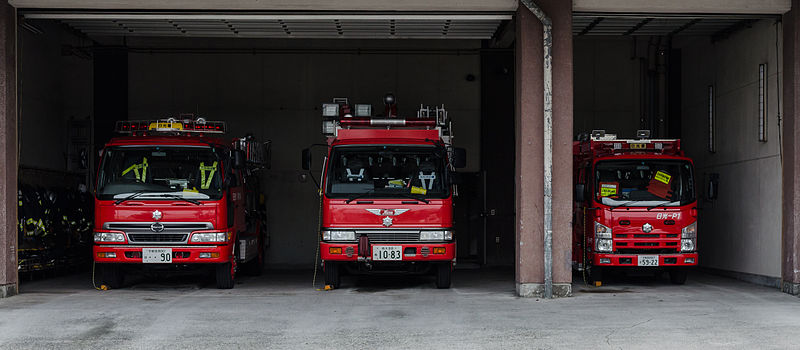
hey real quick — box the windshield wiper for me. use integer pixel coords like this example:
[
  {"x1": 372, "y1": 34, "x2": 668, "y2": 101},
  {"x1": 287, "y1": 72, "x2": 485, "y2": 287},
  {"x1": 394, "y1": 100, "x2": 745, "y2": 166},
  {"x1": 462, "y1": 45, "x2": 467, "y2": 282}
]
[
  {"x1": 346, "y1": 190, "x2": 376, "y2": 204},
  {"x1": 345, "y1": 190, "x2": 430, "y2": 204},
  {"x1": 114, "y1": 190, "x2": 150, "y2": 205},
  {"x1": 393, "y1": 192, "x2": 430, "y2": 204},
  {"x1": 156, "y1": 193, "x2": 201, "y2": 205},
  {"x1": 647, "y1": 201, "x2": 677, "y2": 211},
  {"x1": 610, "y1": 201, "x2": 638, "y2": 210}
]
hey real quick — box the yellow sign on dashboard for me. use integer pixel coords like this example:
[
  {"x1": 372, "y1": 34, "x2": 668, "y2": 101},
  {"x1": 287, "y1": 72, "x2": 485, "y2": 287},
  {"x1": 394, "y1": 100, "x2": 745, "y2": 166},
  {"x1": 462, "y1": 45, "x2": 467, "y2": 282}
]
[{"x1": 654, "y1": 171, "x2": 672, "y2": 184}]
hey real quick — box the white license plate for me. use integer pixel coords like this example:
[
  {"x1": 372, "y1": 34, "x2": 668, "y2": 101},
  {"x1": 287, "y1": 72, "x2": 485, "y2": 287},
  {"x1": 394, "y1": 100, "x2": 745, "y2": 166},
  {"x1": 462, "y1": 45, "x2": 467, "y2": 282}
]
[
  {"x1": 637, "y1": 255, "x2": 659, "y2": 267},
  {"x1": 372, "y1": 246, "x2": 402, "y2": 261},
  {"x1": 142, "y1": 248, "x2": 173, "y2": 263}
]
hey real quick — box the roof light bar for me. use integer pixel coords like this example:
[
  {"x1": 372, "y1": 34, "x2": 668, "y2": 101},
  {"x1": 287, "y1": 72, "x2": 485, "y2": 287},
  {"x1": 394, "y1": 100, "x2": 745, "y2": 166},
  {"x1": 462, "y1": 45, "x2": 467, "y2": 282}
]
[{"x1": 115, "y1": 118, "x2": 226, "y2": 134}]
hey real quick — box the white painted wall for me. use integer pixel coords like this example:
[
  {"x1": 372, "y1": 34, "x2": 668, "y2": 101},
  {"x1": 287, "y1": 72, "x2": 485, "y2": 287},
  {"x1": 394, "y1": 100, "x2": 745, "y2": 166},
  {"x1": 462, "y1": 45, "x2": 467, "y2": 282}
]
[
  {"x1": 676, "y1": 19, "x2": 782, "y2": 279},
  {"x1": 19, "y1": 21, "x2": 93, "y2": 171},
  {"x1": 126, "y1": 39, "x2": 482, "y2": 266}
]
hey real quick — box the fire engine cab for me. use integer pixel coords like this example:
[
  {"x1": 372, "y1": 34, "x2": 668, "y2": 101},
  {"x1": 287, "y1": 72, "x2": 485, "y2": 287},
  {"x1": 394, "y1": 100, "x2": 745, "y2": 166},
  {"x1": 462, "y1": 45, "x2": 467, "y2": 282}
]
[
  {"x1": 93, "y1": 117, "x2": 270, "y2": 289},
  {"x1": 303, "y1": 95, "x2": 466, "y2": 289},
  {"x1": 573, "y1": 130, "x2": 698, "y2": 284}
]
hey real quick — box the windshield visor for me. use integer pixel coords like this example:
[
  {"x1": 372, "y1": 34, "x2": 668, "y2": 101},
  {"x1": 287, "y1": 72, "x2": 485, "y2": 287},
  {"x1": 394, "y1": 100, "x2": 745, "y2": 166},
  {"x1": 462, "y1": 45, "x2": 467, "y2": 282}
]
[
  {"x1": 97, "y1": 146, "x2": 224, "y2": 201},
  {"x1": 595, "y1": 159, "x2": 695, "y2": 207},
  {"x1": 326, "y1": 145, "x2": 449, "y2": 199}
]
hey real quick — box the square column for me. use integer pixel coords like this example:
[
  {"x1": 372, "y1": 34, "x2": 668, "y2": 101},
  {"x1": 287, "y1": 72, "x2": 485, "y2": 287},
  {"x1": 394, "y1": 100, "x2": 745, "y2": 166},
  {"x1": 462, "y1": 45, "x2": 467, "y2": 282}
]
[
  {"x1": 782, "y1": 0, "x2": 800, "y2": 295},
  {"x1": 515, "y1": 0, "x2": 573, "y2": 297},
  {"x1": 0, "y1": 0, "x2": 17, "y2": 298}
]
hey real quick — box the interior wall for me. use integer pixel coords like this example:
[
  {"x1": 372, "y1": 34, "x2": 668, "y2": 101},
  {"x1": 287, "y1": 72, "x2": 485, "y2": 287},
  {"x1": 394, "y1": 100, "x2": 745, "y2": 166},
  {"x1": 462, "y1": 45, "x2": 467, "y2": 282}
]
[
  {"x1": 676, "y1": 19, "x2": 782, "y2": 280},
  {"x1": 19, "y1": 20, "x2": 92, "y2": 171},
  {"x1": 126, "y1": 39, "x2": 482, "y2": 266},
  {"x1": 573, "y1": 36, "x2": 642, "y2": 138}
]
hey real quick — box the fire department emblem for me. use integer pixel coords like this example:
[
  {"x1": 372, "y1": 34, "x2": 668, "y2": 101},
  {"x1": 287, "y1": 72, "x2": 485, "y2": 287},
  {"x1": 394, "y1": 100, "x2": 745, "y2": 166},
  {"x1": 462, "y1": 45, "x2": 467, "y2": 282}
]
[
  {"x1": 152, "y1": 210, "x2": 162, "y2": 220},
  {"x1": 366, "y1": 209, "x2": 409, "y2": 216},
  {"x1": 382, "y1": 216, "x2": 393, "y2": 227},
  {"x1": 642, "y1": 223, "x2": 653, "y2": 233}
]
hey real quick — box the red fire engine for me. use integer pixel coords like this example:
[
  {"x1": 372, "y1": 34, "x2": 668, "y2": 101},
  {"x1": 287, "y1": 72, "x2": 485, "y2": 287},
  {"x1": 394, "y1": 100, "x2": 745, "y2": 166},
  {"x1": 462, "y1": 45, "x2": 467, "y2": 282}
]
[
  {"x1": 93, "y1": 117, "x2": 270, "y2": 289},
  {"x1": 573, "y1": 130, "x2": 698, "y2": 284},
  {"x1": 303, "y1": 95, "x2": 466, "y2": 289}
]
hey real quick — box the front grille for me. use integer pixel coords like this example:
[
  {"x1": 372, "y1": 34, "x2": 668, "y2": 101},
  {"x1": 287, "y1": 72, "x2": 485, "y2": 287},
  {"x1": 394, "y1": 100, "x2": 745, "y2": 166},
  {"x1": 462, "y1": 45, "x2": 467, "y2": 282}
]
[
  {"x1": 128, "y1": 234, "x2": 187, "y2": 243},
  {"x1": 107, "y1": 223, "x2": 211, "y2": 230},
  {"x1": 362, "y1": 232, "x2": 421, "y2": 242},
  {"x1": 617, "y1": 248, "x2": 679, "y2": 254},
  {"x1": 634, "y1": 234, "x2": 659, "y2": 238}
]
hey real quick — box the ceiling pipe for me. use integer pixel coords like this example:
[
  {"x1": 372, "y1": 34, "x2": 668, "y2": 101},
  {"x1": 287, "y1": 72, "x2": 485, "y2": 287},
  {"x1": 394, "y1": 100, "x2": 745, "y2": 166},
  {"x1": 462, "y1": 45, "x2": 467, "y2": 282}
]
[{"x1": 519, "y1": 0, "x2": 553, "y2": 299}]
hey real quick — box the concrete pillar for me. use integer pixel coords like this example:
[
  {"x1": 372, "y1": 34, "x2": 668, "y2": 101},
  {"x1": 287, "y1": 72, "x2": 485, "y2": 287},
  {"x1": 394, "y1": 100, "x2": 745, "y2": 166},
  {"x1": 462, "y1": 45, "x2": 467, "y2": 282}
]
[
  {"x1": 514, "y1": 0, "x2": 573, "y2": 297},
  {"x1": 0, "y1": 0, "x2": 16, "y2": 298},
  {"x1": 782, "y1": 0, "x2": 800, "y2": 295}
]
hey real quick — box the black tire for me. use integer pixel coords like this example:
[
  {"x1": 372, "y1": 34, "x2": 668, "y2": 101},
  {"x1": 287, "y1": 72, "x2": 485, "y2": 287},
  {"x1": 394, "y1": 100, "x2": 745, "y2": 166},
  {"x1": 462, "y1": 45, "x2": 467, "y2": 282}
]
[
  {"x1": 588, "y1": 265, "x2": 603, "y2": 284},
  {"x1": 436, "y1": 262, "x2": 452, "y2": 289},
  {"x1": 669, "y1": 268, "x2": 688, "y2": 285},
  {"x1": 97, "y1": 263, "x2": 123, "y2": 289},
  {"x1": 324, "y1": 261, "x2": 340, "y2": 289},
  {"x1": 215, "y1": 262, "x2": 235, "y2": 289}
]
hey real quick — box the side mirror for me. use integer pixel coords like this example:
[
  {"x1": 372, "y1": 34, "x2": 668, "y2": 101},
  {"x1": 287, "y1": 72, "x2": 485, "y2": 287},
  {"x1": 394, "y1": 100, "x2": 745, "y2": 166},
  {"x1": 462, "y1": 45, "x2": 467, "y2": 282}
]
[
  {"x1": 452, "y1": 147, "x2": 467, "y2": 169},
  {"x1": 575, "y1": 184, "x2": 586, "y2": 202},
  {"x1": 233, "y1": 150, "x2": 246, "y2": 169},
  {"x1": 301, "y1": 148, "x2": 311, "y2": 170}
]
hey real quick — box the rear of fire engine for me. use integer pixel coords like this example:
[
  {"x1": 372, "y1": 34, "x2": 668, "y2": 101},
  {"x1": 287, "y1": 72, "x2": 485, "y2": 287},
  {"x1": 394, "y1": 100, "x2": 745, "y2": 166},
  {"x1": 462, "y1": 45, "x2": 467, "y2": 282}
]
[
  {"x1": 573, "y1": 130, "x2": 698, "y2": 284},
  {"x1": 93, "y1": 118, "x2": 270, "y2": 289},
  {"x1": 303, "y1": 95, "x2": 466, "y2": 289}
]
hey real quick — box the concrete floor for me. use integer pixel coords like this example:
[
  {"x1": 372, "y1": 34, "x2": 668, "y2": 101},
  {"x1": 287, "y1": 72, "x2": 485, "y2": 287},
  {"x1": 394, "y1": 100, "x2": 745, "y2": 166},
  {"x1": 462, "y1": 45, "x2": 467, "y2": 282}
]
[{"x1": 0, "y1": 267, "x2": 798, "y2": 349}]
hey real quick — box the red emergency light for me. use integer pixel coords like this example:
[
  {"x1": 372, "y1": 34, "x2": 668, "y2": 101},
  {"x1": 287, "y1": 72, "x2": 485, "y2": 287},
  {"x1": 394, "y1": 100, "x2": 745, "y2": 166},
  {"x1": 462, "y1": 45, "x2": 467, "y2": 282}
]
[
  {"x1": 338, "y1": 118, "x2": 437, "y2": 127},
  {"x1": 115, "y1": 119, "x2": 226, "y2": 135}
]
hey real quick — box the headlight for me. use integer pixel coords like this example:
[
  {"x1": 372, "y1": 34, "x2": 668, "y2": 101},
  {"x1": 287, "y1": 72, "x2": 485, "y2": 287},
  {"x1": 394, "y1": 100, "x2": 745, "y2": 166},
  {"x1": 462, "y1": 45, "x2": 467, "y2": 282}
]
[
  {"x1": 595, "y1": 222, "x2": 612, "y2": 239},
  {"x1": 191, "y1": 232, "x2": 230, "y2": 243},
  {"x1": 322, "y1": 230, "x2": 355, "y2": 241},
  {"x1": 94, "y1": 231, "x2": 125, "y2": 242},
  {"x1": 594, "y1": 222, "x2": 612, "y2": 252},
  {"x1": 420, "y1": 230, "x2": 454, "y2": 241},
  {"x1": 681, "y1": 222, "x2": 697, "y2": 252}
]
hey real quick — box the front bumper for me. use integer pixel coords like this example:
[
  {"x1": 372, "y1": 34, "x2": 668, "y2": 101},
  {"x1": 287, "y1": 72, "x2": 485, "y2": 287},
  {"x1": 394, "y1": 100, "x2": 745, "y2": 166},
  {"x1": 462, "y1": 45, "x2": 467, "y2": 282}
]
[
  {"x1": 93, "y1": 244, "x2": 232, "y2": 264},
  {"x1": 321, "y1": 241, "x2": 455, "y2": 262},
  {"x1": 593, "y1": 252, "x2": 698, "y2": 267}
]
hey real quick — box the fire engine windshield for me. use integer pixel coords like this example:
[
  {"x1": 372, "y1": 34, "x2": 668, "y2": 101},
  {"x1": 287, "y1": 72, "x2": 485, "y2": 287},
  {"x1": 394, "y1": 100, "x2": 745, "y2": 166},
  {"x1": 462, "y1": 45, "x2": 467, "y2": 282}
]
[
  {"x1": 595, "y1": 159, "x2": 695, "y2": 207},
  {"x1": 96, "y1": 146, "x2": 224, "y2": 201},
  {"x1": 326, "y1": 145, "x2": 450, "y2": 199}
]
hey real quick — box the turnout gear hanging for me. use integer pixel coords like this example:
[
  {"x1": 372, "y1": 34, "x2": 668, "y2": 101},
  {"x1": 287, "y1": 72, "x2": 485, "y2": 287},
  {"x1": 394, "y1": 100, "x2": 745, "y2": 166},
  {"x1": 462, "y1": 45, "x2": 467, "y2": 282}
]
[{"x1": 121, "y1": 157, "x2": 148, "y2": 182}]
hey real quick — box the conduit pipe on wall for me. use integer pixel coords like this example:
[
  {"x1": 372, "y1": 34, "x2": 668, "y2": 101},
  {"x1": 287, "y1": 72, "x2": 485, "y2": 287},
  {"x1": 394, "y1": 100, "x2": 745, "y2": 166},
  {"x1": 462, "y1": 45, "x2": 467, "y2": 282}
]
[{"x1": 519, "y1": 0, "x2": 553, "y2": 299}]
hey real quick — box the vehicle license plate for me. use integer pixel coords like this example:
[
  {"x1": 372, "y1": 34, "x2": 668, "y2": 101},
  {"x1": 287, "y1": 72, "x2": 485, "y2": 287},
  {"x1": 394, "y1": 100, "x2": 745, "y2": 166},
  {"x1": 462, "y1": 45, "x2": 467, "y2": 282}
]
[
  {"x1": 372, "y1": 246, "x2": 402, "y2": 261},
  {"x1": 637, "y1": 255, "x2": 659, "y2": 267},
  {"x1": 142, "y1": 248, "x2": 173, "y2": 263}
]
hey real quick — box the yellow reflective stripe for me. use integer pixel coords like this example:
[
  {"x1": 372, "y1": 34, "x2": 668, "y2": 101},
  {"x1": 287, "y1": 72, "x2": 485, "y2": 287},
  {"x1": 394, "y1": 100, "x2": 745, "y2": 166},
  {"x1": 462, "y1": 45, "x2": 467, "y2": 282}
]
[
  {"x1": 199, "y1": 161, "x2": 218, "y2": 189},
  {"x1": 121, "y1": 157, "x2": 148, "y2": 181}
]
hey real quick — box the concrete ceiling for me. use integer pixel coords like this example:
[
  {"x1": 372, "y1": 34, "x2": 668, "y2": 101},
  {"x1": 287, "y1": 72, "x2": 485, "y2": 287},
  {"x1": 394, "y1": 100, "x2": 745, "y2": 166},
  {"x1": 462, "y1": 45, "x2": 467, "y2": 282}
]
[
  {"x1": 572, "y1": 14, "x2": 776, "y2": 37},
  {"x1": 10, "y1": 0, "x2": 518, "y2": 12},
  {"x1": 24, "y1": 13, "x2": 511, "y2": 39}
]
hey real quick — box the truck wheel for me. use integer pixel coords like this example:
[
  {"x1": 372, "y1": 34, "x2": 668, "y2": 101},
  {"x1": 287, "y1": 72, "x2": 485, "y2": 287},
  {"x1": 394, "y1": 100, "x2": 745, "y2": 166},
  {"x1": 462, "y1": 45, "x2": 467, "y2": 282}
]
[
  {"x1": 324, "y1": 261, "x2": 340, "y2": 289},
  {"x1": 588, "y1": 265, "x2": 603, "y2": 284},
  {"x1": 97, "y1": 263, "x2": 123, "y2": 289},
  {"x1": 436, "y1": 262, "x2": 452, "y2": 289},
  {"x1": 669, "y1": 268, "x2": 688, "y2": 285},
  {"x1": 215, "y1": 262, "x2": 235, "y2": 289}
]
